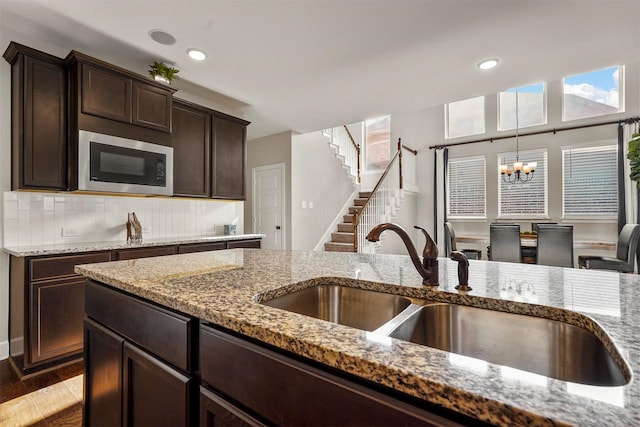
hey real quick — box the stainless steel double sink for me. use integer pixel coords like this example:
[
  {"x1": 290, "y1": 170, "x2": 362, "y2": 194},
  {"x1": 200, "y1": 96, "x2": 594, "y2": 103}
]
[{"x1": 260, "y1": 284, "x2": 629, "y2": 387}]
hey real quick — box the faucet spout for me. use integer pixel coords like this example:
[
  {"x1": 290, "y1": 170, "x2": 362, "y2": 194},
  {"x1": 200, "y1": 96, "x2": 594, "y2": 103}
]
[{"x1": 366, "y1": 223, "x2": 439, "y2": 287}]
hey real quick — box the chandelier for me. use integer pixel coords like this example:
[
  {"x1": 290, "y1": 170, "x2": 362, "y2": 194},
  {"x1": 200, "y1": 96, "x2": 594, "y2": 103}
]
[{"x1": 500, "y1": 91, "x2": 536, "y2": 183}]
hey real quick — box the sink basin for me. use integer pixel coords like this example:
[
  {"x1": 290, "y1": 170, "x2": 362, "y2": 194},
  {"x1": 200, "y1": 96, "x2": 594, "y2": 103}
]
[
  {"x1": 261, "y1": 285, "x2": 413, "y2": 331},
  {"x1": 387, "y1": 303, "x2": 628, "y2": 386}
]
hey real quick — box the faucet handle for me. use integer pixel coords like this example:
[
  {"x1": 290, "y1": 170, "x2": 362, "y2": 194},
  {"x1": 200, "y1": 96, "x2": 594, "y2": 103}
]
[
  {"x1": 450, "y1": 251, "x2": 472, "y2": 294},
  {"x1": 413, "y1": 225, "x2": 438, "y2": 260}
]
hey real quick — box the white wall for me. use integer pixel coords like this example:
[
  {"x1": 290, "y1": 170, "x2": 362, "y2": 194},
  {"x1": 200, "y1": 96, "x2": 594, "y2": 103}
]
[
  {"x1": 290, "y1": 132, "x2": 356, "y2": 250},
  {"x1": 246, "y1": 131, "x2": 292, "y2": 249}
]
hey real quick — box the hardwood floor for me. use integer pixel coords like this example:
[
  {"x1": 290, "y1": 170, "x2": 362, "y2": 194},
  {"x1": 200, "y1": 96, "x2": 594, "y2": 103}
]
[{"x1": 0, "y1": 359, "x2": 83, "y2": 426}]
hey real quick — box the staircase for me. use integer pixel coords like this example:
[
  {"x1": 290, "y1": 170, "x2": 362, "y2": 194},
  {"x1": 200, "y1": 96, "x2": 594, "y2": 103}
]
[
  {"x1": 324, "y1": 192, "x2": 370, "y2": 252},
  {"x1": 323, "y1": 126, "x2": 360, "y2": 184}
]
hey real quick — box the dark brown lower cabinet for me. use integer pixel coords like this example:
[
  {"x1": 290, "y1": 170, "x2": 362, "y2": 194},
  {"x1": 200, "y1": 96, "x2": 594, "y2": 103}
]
[
  {"x1": 84, "y1": 318, "x2": 123, "y2": 427},
  {"x1": 29, "y1": 277, "x2": 85, "y2": 364},
  {"x1": 200, "y1": 386, "x2": 267, "y2": 427},
  {"x1": 84, "y1": 280, "x2": 196, "y2": 427},
  {"x1": 123, "y1": 342, "x2": 193, "y2": 427},
  {"x1": 9, "y1": 251, "x2": 112, "y2": 375},
  {"x1": 83, "y1": 279, "x2": 478, "y2": 426},
  {"x1": 200, "y1": 326, "x2": 467, "y2": 427}
]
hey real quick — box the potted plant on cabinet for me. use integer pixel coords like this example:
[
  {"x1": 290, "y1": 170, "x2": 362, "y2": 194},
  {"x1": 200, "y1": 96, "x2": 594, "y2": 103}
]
[{"x1": 148, "y1": 61, "x2": 179, "y2": 84}]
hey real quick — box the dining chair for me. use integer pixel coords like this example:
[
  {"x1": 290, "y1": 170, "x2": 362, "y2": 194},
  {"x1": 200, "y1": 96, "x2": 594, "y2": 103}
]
[
  {"x1": 489, "y1": 224, "x2": 521, "y2": 263},
  {"x1": 578, "y1": 224, "x2": 640, "y2": 273},
  {"x1": 536, "y1": 224, "x2": 573, "y2": 268},
  {"x1": 444, "y1": 222, "x2": 482, "y2": 260},
  {"x1": 531, "y1": 222, "x2": 557, "y2": 233}
]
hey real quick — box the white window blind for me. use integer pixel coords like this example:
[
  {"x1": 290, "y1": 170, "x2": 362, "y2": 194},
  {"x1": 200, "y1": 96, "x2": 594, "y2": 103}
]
[
  {"x1": 447, "y1": 156, "x2": 486, "y2": 219},
  {"x1": 563, "y1": 145, "x2": 618, "y2": 217},
  {"x1": 498, "y1": 149, "x2": 548, "y2": 217}
]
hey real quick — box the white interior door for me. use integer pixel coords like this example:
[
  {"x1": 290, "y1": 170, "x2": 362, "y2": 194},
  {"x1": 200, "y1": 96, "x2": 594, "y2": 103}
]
[{"x1": 253, "y1": 163, "x2": 285, "y2": 250}]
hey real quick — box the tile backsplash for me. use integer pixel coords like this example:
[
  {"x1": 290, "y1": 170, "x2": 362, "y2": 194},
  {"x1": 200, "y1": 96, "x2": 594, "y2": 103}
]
[{"x1": 3, "y1": 191, "x2": 244, "y2": 247}]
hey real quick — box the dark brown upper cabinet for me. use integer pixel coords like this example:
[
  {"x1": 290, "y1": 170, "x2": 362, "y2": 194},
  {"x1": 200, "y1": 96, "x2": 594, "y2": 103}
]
[
  {"x1": 81, "y1": 63, "x2": 132, "y2": 123},
  {"x1": 66, "y1": 50, "x2": 175, "y2": 151},
  {"x1": 132, "y1": 81, "x2": 173, "y2": 132},
  {"x1": 172, "y1": 99, "x2": 212, "y2": 198},
  {"x1": 3, "y1": 42, "x2": 68, "y2": 191},
  {"x1": 212, "y1": 113, "x2": 250, "y2": 200}
]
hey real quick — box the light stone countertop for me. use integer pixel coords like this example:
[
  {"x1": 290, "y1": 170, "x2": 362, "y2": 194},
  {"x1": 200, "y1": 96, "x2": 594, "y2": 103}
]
[
  {"x1": 74, "y1": 249, "x2": 640, "y2": 426},
  {"x1": 1, "y1": 234, "x2": 264, "y2": 257}
]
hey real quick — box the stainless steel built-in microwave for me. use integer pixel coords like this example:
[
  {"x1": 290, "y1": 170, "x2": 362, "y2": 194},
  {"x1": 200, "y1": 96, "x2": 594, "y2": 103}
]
[{"x1": 78, "y1": 130, "x2": 173, "y2": 196}]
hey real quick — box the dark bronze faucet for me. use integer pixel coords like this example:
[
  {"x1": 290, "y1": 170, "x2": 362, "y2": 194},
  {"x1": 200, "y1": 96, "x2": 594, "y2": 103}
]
[{"x1": 366, "y1": 223, "x2": 439, "y2": 287}]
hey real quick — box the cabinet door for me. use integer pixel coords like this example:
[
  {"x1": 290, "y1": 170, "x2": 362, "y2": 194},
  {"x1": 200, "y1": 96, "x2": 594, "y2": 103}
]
[
  {"x1": 123, "y1": 342, "x2": 193, "y2": 427},
  {"x1": 212, "y1": 116, "x2": 246, "y2": 199},
  {"x1": 82, "y1": 63, "x2": 132, "y2": 123},
  {"x1": 200, "y1": 386, "x2": 267, "y2": 427},
  {"x1": 20, "y1": 55, "x2": 67, "y2": 190},
  {"x1": 133, "y1": 81, "x2": 172, "y2": 133},
  {"x1": 84, "y1": 319, "x2": 124, "y2": 427},
  {"x1": 116, "y1": 245, "x2": 177, "y2": 260},
  {"x1": 172, "y1": 101, "x2": 211, "y2": 197},
  {"x1": 29, "y1": 277, "x2": 84, "y2": 364}
]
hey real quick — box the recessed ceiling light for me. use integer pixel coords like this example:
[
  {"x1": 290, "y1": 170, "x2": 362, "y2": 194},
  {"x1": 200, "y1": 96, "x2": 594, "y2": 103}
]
[
  {"x1": 149, "y1": 30, "x2": 176, "y2": 46},
  {"x1": 187, "y1": 49, "x2": 207, "y2": 61},
  {"x1": 478, "y1": 59, "x2": 499, "y2": 70}
]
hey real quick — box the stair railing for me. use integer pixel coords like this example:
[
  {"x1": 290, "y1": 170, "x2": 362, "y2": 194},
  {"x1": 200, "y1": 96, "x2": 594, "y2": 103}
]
[
  {"x1": 352, "y1": 138, "x2": 417, "y2": 253},
  {"x1": 323, "y1": 125, "x2": 361, "y2": 183}
]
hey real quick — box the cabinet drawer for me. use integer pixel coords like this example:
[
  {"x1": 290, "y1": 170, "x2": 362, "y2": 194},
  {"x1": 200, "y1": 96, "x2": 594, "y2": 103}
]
[
  {"x1": 226, "y1": 240, "x2": 260, "y2": 249},
  {"x1": 30, "y1": 252, "x2": 112, "y2": 281},
  {"x1": 178, "y1": 242, "x2": 226, "y2": 254},
  {"x1": 86, "y1": 280, "x2": 194, "y2": 372},
  {"x1": 200, "y1": 326, "x2": 454, "y2": 426},
  {"x1": 116, "y1": 246, "x2": 177, "y2": 260}
]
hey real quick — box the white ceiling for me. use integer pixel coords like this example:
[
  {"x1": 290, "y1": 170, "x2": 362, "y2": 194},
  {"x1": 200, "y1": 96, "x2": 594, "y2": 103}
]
[{"x1": 1, "y1": 0, "x2": 639, "y2": 140}]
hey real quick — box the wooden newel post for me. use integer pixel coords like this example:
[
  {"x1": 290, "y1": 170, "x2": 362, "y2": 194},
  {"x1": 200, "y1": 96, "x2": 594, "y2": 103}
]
[{"x1": 398, "y1": 138, "x2": 403, "y2": 190}]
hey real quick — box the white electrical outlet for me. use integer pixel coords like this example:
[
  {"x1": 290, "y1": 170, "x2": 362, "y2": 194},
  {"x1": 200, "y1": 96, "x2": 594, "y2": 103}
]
[
  {"x1": 308, "y1": 201, "x2": 314, "y2": 209},
  {"x1": 301, "y1": 201, "x2": 307, "y2": 209},
  {"x1": 142, "y1": 225, "x2": 151, "y2": 234},
  {"x1": 61, "y1": 227, "x2": 79, "y2": 237}
]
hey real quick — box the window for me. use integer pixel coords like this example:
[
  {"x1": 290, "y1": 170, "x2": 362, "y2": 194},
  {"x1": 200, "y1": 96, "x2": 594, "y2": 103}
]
[
  {"x1": 445, "y1": 96, "x2": 485, "y2": 139},
  {"x1": 498, "y1": 149, "x2": 548, "y2": 217},
  {"x1": 447, "y1": 156, "x2": 486, "y2": 219},
  {"x1": 563, "y1": 66, "x2": 622, "y2": 121},
  {"x1": 364, "y1": 116, "x2": 391, "y2": 170},
  {"x1": 498, "y1": 83, "x2": 546, "y2": 130},
  {"x1": 563, "y1": 145, "x2": 617, "y2": 217}
]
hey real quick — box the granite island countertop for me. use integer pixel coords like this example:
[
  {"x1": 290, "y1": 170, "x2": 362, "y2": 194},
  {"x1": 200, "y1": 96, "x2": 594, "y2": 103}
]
[
  {"x1": 74, "y1": 249, "x2": 640, "y2": 426},
  {"x1": 2, "y1": 233, "x2": 264, "y2": 257}
]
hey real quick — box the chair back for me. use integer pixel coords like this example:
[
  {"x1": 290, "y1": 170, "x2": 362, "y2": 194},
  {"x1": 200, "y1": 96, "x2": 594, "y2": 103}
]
[
  {"x1": 616, "y1": 224, "x2": 640, "y2": 267},
  {"x1": 536, "y1": 224, "x2": 573, "y2": 268},
  {"x1": 531, "y1": 222, "x2": 557, "y2": 233},
  {"x1": 490, "y1": 224, "x2": 521, "y2": 263},
  {"x1": 444, "y1": 222, "x2": 457, "y2": 256}
]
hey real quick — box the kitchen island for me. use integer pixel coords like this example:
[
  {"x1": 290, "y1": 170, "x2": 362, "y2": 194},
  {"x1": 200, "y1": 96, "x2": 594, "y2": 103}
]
[{"x1": 75, "y1": 249, "x2": 640, "y2": 426}]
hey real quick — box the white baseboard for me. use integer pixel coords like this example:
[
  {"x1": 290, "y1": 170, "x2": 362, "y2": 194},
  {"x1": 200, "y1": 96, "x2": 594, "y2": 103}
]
[{"x1": 0, "y1": 340, "x2": 8, "y2": 360}]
